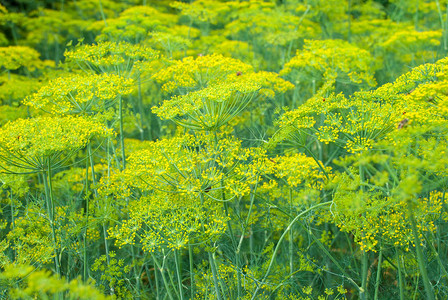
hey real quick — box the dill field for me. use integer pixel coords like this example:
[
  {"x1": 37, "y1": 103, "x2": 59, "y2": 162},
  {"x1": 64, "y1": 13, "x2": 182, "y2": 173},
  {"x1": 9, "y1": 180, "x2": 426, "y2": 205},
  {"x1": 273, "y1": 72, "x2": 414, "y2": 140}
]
[{"x1": 1, "y1": 0, "x2": 448, "y2": 299}]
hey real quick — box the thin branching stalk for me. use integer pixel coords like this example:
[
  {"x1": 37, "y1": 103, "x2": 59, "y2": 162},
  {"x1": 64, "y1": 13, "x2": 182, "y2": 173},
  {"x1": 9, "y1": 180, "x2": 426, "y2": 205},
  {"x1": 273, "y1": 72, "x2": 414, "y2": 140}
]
[
  {"x1": 374, "y1": 246, "x2": 383, "y2": 300},
  {"x1": 189, "y1": 245, "x2": 195, "y2": 300},
  {"x1": 251, "y1": 201, "x2": 333, "y2": 299},
  {"x1": 174, "y1": 249, "x2": 184, "y2": 300},
  {"x1": 119, "y1": 95, "x2": 126, "y2": 170},
  {"x1": 42, "y1": 158, "x2": 61, "y2": 277},
  {"x1": 83, "y1": 150, "x2": 89, "y2": 281},
  {"x1": 408, "y1": 205, "x2": 434, "y2": 300},
  {"x1": 396, "y1": 248, "x2": 405, "y2": 300},
  {"x1": 288, "y1": 188, "x2": 294, "y2": 280},
  {"x1": 236, "y1": 179, "x2": 259, "y2": 254},
  {"x1": 361, "y1": 251, "x2": 369, "y2": 300},
  {"x1": 152, "y1": 254, "x2": 175, "y2": 300}
]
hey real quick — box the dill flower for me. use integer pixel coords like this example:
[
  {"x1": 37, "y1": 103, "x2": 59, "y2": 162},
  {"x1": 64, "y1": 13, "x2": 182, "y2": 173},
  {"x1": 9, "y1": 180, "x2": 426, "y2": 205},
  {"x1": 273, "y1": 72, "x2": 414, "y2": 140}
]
[
  {"x1": 152, "y1": 54, "x2": 254, "y2": 93},
  {"x1": 0, "y1": 115, "x2": 112, "y2": 172},
  {"x1": 273, "y1": 153, "x2": 330, "y2": 189},
  {"x1": 24, "y1": 73, "x2": 134, "y2": 115},
  {"x1": 92, "y1": 6, "x2": 178, "y2": 43},
  {"x1": 1, "y1": 263, "x2": 111, "y2": 299},
  {"x1": 152, "y1": 54, "x2": 293, "y2": 130},
  {"x1": 152, "y1": 78, "x2": 260, "y2": 130},
  {"x1": 109, "y1": 193, "x2": 228, "y2": 252},
  {"x1": 281, "y1": 39, "x2": 377, "y2": 100},
  {"x1": 170, "y1": 0, "x2": 233, "y2": 26},
  {"x1": 21, "y1": 8, "x2": 85, "y2": 48},
  {"x1": 333, "y1": 173, "x2": 444, "y2": 252},
  {"x1": 0, "y1": 46, "x2": 52, "y2": 71},
  {"x1": 64, "y1": 41, "x2": 159, "y2": 77},
  {"x1": 380, "y1": 28, "x2": 442, "y2": 64},
  {"x1": 6, "y1": 205, "x2": 55, "y2": 265},
  {"x1": 0, "y1": 74, "x2": 47, "y2": 105},
  {"x1": 120, "y1": 132, "x2": 252, "y2": 197}
]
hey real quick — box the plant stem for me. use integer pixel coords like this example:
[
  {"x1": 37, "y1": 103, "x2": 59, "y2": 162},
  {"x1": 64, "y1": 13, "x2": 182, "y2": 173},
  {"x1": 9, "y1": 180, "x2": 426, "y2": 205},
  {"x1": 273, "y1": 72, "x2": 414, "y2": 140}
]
[
  {"x1": 251, "y1": 201, "x2": 333, "y2": 299},
  {"x1": 152, "y1": 254, "x2": 175, "y2": 300},
  {"x1": 131, "y1": 246, "x2": 141, "y2": 299},
  {"x1": 43, "y1": 158, "x2": 61, "y2": 277},
  {"x1": 396, "y1": 249, "x2": 405, "y2": 300},
  {"x1": 289, "y1": 188, "x2": 294, "y2": 280},
  {"x1": 119, "y1": 95, "x2": 126, "y2": 170},
  {"x1": 174, "y1": 249, "x2": 184, "y2": 300},
  {"x1": 189, "y1": 245, "x2": 195, "y2": 300},
  {"x1": 9, "y1": 190, "x2": 15, "y2": 261},
  {"x1": 208, "y1": 251, "x2": 223, "y2": 300},
  {"x1": 409, "y1": 206, "x2": 434, "y2": 300},
  {"x1": 361, "y1": 251, "x2": 369, "y2": 300},
  {"x1": 236, "y1": 180, "x2": 259, "y2": 254},
  {"x1": 374, "y1": 246, "x2": 383, "y2": 300},
  {"x1": 224, "y1": 200, "x2": 241, "y2": 298},
  {"x1": 199, "y1": 191, "x2": 224, "y2": 300},
  {"x1": 83, "y1": 151, "x2": 89, "y2": 281}
]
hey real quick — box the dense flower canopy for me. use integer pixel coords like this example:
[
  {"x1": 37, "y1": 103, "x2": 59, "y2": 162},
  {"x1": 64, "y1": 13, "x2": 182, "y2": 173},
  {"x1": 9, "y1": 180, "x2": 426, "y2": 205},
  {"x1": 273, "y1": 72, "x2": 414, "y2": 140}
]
[{"x1": 0, "y1": 1, "x2": 447, "y2": 299}]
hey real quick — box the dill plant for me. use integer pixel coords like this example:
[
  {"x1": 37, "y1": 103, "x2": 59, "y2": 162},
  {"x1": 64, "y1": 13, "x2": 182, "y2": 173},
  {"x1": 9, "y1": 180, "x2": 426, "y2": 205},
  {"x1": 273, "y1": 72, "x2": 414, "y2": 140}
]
[{"x1": 0, "y1": 1, "x2": 448, "y2": 299}]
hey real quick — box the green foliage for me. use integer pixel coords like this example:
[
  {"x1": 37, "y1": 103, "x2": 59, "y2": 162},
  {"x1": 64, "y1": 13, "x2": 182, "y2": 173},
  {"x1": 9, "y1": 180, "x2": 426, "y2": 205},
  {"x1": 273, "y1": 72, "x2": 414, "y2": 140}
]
[{"x1": 0, "y1": 1, "x2": 447, "y2": 299}]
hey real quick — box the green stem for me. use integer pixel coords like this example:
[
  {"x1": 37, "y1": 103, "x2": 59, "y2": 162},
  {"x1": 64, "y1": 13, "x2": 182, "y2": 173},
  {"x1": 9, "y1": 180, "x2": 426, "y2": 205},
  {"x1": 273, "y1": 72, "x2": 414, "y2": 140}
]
[
  {"x1": 174, "y1": 249, "x2": 184, "y2": 300},
  {"x1": 43, "y1": 158, "x2": 61, "y2": 277},
  {"x1": 131, "y1": 246, "x2": 141, "y2": 299},
  {"x1": 152, "y1": 254, "x2": 175, "y2": 300},
  {"x1": 236, "y1": 180, "x2": 259, "y2": 254},
  {"x1": 251, "y1": 201, "x2": 332, "y2": 300},
  {"x1": 435, "y1": 0, "x2": 447, "y2": 51},
  {"x1": 409, "y1": 206, "x2": 434, "y2": 300},
  {"x1": 347, "y1": 0, "x2": 352, "y2": 42},
  {"x1": 98, "y1": 0, "x2": 107, "y2": 26},
  {"x1": 137, "y1": 78, "x2": 152, "y2": 140},
  {"x1": 224, "y1": 201, "x2": 240, "y2": 298},
  {"x1": 303, "y1": 145, "x2": 329, "y2": 180},
  {"x1": 445, "y1": 4, "x2": 448, "y2": 53},
  {"x1": 199, "y1": 189, "x2": 225, "y2": 300},
  {"x1": 84, "y1": 142, "x2": 97, "y2": 281},
  {"x1": 119, "y1": 95, "x2": 126, "y2": 170},
  {"x1": 83, "y1": 152, "x2": 89, "y2": 281},
  {"x1": 427, "y1": 231, "x2": 448, "y2": 281},
  {"x1": 208, "y1": 251, "x2": 223, "y2": 300},
  {"x1": 361, "y1": 251, "x2": 369, "y2": 300},
  {"x1": 9, "y1": 190, "x2": 15, "y2": 262},
  {"x1": 153, "y1": 262, "x2": 160, "y2": 299},
  {"x1": 297, "y1": 221, "x2": 360, "y2": 291},
  {"x1": 374, "y1": 246, "x2": 383, "y2": 300},
  {"x1": 189, "y1": 245, "x2": 195, "y2": 300},
  {"x1": 396, "y1": 249, "x2": 405, "y2": 300},
  {"x1": 289, "y1": 188, "x2": 294, "y2": 279}
]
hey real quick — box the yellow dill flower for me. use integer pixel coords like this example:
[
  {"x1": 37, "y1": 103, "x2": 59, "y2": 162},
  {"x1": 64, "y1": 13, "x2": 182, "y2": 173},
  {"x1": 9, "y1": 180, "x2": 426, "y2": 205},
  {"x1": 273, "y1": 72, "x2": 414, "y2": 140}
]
[
  {"x1": 0, "y1": 115, "x2": 112, "y2": 172},
  {"x1": 281, "y1": 39, "x2": 377, "y2": 100},
  {"x1": 153, "y1": 54, "x2": 294, "y2": 130},
  {"x1": 1, "y1": 263, "x2": 112, "y2": 299},
  {"x1": 64, "y1": 41, "x2": 159, "y2": 77},
  {"x1": 152, "y1": 78, "x2": 260, "y2": 130},
  {"x1": 274, "y1": 153, "x2": 330, "y2": 189},
  {"x1": 0, "y1": 46, "x2": 54, "y2": 71},
  {"x1": 344, "y1": 136, "x2": 374, "y2": 153},
  {"x1": 0, "y1": 74, "x2": 48, "y2": 105},
  {"x1": 171, "y1": 0, "x2": 233, "y2": 26},
  {"x1": 92, "y1": 6, "x2": 178, "y2": 43},
  {"x1": 152, "y1": 54, "x2": 254, "y2": 93},
  {"x1": 25, "y1": 73, "x2": 134, "y2": 115},
  {"x1": 109, "y1": 193, "x2": 229, "y2": 252},
  {"x1": 380, "y1": 28, "x2": 442, "y2": 65}
]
